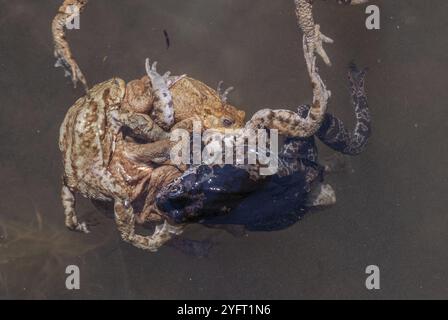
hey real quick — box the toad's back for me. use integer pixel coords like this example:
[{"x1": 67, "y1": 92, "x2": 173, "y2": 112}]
[{"x1": 59, "y1": 78, "x2": 126, "y2": 199}]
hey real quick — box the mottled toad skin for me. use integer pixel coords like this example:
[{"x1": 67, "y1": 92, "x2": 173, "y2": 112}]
[
  {"x1": 59, "y1": 78, "x2": 127, "y2": 202},
  {"x1": 58, "y1": 55, "x2": 336, "y2": 252},
  {"x1": 124, "y1": 75, "x2": 246, "y2": 132},
  {"x1": 171, "y1": 77, "x2": 246, "y2": 130},
  {"x1": 156, "y1": 63, "x2": 371, "y2": 231},
  {"x1": 59, "y1": 76, "x2": 181, "y2": 251},
  {"x1": 55, "y1": 0, "x2": 369, "y2": 253},
  {"x1": 109, "y1": 76, "x2": 249, "y2": 224},
  {"x1": 59, "y1": 72, "x2": 249, "y2": 251}
]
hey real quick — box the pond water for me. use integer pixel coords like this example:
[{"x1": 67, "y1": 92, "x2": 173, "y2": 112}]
[{"x1": 0, "y1": 0, "x2": 447, "y2": 299}]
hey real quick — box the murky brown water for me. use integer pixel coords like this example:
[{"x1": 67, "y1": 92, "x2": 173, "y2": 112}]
[{"x1": 1, "y1": 0, "x2": 448, "y2": 299}]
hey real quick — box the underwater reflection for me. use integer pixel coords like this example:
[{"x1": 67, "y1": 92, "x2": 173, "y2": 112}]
[{"x1": 0, "y1": 209, "x2": 114, "y2": 299}]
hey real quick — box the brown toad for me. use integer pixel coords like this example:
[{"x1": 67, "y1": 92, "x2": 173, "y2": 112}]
[
  {"x1": 55, "y1": 0, "x2": 335, "y2": 252},
  {"x1": 59, "y1": 57, "x2": 249, "y2": 251}
]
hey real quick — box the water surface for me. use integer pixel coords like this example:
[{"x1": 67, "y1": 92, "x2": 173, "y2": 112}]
[{"x1": 0, "y1": 0, "x2": 447, "y2": 299}]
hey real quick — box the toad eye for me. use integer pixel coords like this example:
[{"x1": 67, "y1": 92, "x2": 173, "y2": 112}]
[{"x1": 222, "y1": 118, "x2": 234, "y2": 127}]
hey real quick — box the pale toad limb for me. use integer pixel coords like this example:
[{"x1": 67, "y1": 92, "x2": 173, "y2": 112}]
[
  {"x1": 130, "y1": 59, "x2": 328, "y2": 169},
  {"x1": 52, "y1": 0, "x2": 89, "y2": 92},
  {"x1": 295, "y1": 0, "x2": 334, "y2": 66},
  {"x1": 52, "y1": 0, "x2": 366, "y2": 87},
  {"x1": 52, "y1": 0, "x2": 332, "y2": 140},
  {"x1": 338, "y1": 0, "x2": 369, "y2": 4},
  {"x1": 61, "y1": 184, "x2": 90, "y2": 233},
  {"x1": 115, "y1": 77, "x2": 246, "y2": 163},
  {"x1": 59, "y1": 74, "x2": 247, "y2": 252},
  {"x1": 295, "y1": 0, "x2": 369, "y2": 66},
  {"x1": 244, "y1": 35, "x2": 330, "y2": 138},
  {"x1": 144, "y1": 59, "x2": 175, "y2": 131},
  {"x1": 123, "y1": 139, "x2": 176, "y2": 165},
  {"x1": 55, "y1": 0, "x2": 370, "y2": 251}
]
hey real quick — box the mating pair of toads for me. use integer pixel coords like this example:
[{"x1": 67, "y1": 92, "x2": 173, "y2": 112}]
[{"x1": 55, "y1": 0, "x2": 371, "y2": 253}]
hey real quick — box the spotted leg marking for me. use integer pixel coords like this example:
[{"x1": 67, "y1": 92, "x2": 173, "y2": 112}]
[
  {"x1": 316, "y1": 63, "x2": 371, "y2": 155},
  {"x1": 245, "y1": 36, "x2": 330, "y2": 138},
  {"x1": 61, "y1": 183, "x2": 90, "y2": 233},
  {"x1": 52, "y1": 0, "x2": 89, "y2": 92},
  {"x1": 217, "y1": 81, "x2": 234, "y2": 104},
  {"x1": 145, "y1": 58, "x2": 175, "y2": 131},
  {"x1": 288, "y1": 63, "x2": 370, "y2": 156},
  {"x1": 294, "y1": 0, "x2": 368, "y2": 66},
  {"x1": 321, "y1": 153, "x2": 346, "y2": 173},
  {"x1": 338, "y1": 0, "x2": 369, "y2": 5},
  {"x1": 295, "y1": 0, "x2": 334, "y2": 66},
  {"x1": 114, "y1": 200, "x2": 183, "y2": 252}
]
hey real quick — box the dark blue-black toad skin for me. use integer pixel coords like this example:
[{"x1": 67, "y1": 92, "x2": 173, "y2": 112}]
[{"x1": 156, "y1": 64, "x2": 370, "y2": 232}]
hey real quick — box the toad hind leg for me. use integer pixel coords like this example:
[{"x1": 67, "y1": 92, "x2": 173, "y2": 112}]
[
  {"x1": 305, "y1": 183, "x2": 336, "y2": 208},
  {"x1": 316, "y1": 63, "x2": 371, "y2": 155},
  {"x1": 114, "y1": 201, "x2": 182, "y2": 252},
  {"x1": 61, "y1": 184, "x2": 90, "y2": 233},
  {"x1": 52, "y1": 0, "x2": 89, "y2": 92}
]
